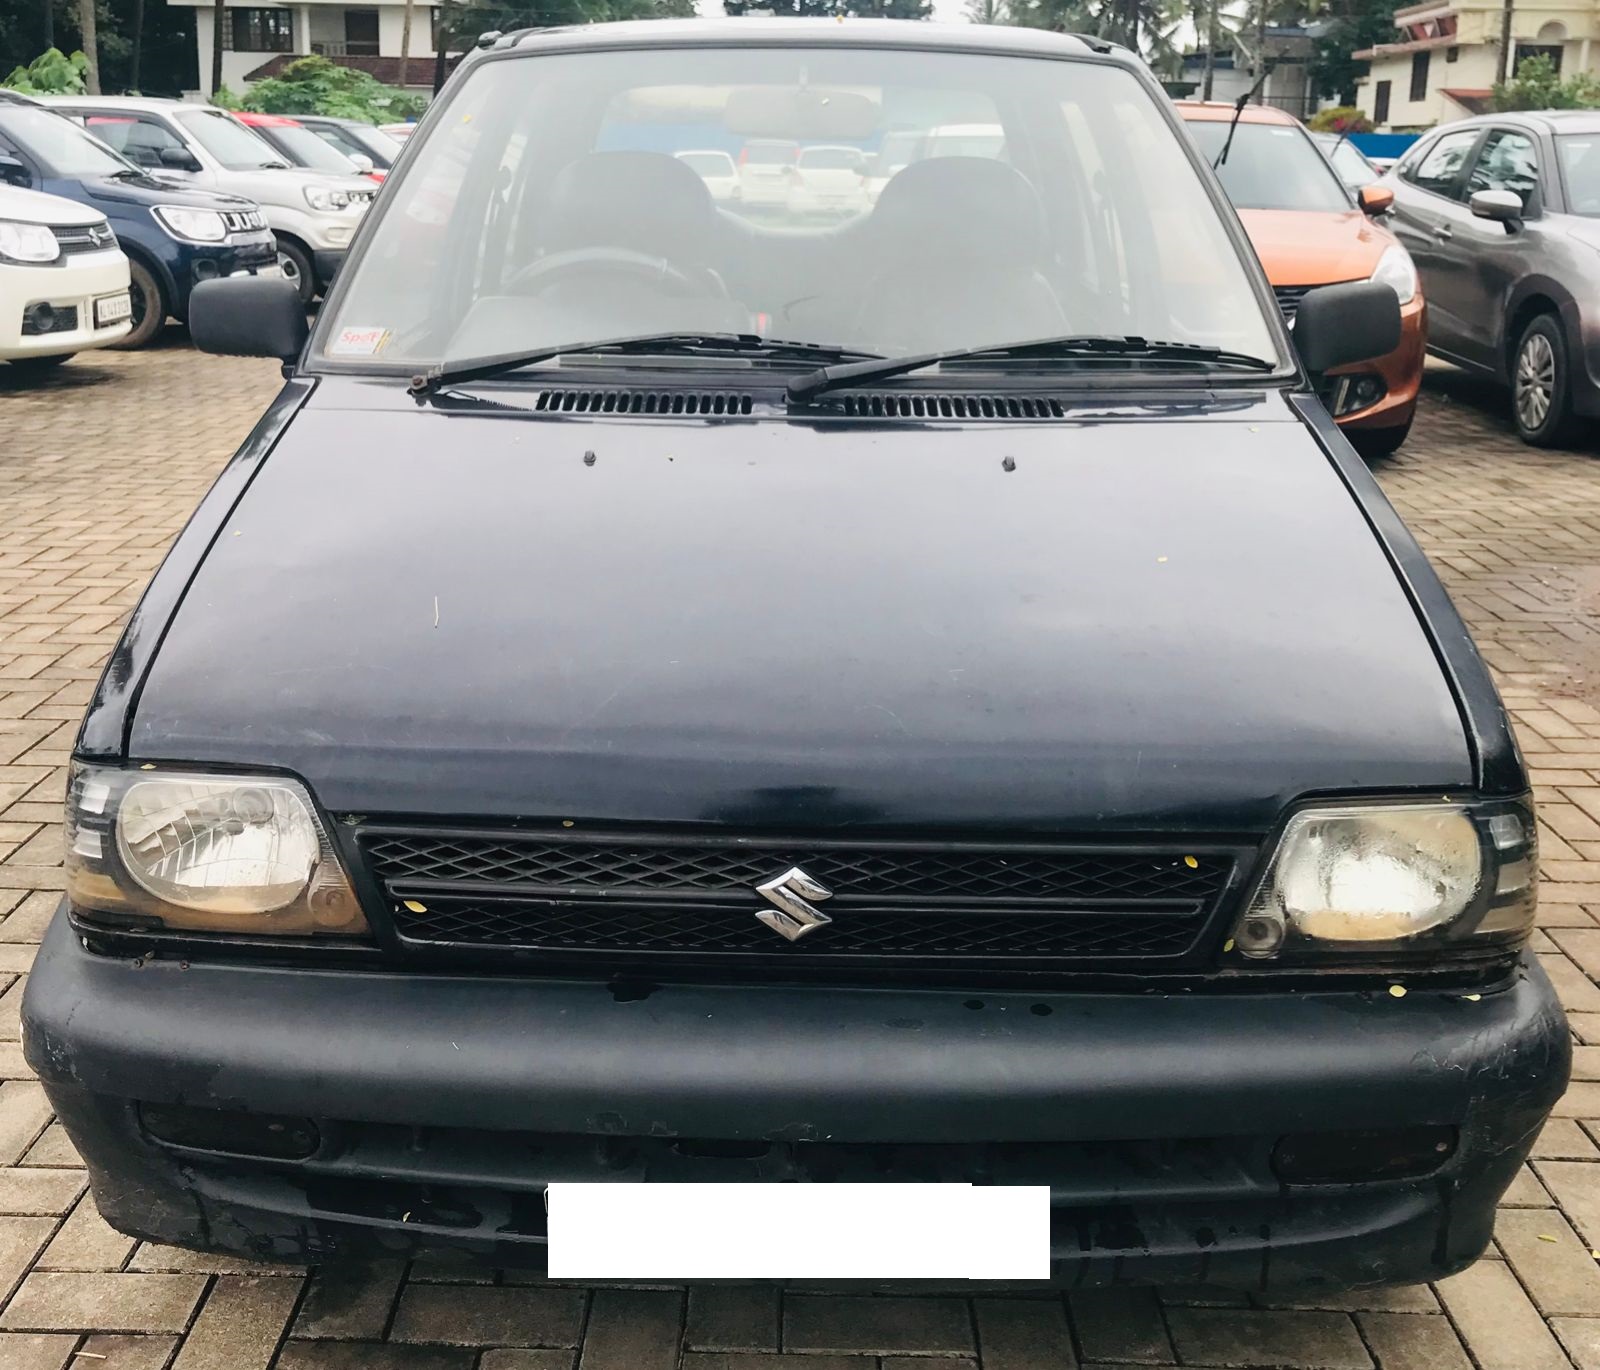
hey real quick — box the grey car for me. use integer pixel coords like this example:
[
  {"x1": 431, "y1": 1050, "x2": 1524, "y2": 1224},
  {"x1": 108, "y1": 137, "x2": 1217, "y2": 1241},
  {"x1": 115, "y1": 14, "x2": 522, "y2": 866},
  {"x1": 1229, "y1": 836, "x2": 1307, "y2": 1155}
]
[{"x1": 1381, "y1": 110, "x2": 1600, "y2": 447}]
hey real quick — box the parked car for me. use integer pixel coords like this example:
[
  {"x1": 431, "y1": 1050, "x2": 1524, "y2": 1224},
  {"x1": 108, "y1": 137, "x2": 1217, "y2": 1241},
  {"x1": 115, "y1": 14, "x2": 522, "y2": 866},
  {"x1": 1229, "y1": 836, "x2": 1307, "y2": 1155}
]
[
  {"x1": 1312, "y1": 131, "x2": 1382, "y2": 191},
  {"x1": 37, "y1": 96, "x2": 374, "y2": 303},
  {"x1": 787, "y1": 143, "x2": 871, "y2": 218},
  {"x1": 1382, "y1": 110, "x2": 1600, "y2": 446},
  {"x1": 380, "y1": 122, "x2": 417, "y2": 142},
  {"x1": 1179, "y1": 101, "x2": 1425, "y2": 459},
  {"x1": 0, "y1": 94, "x2": 275, "y2": 348},
  {"x1": 736, "y1": 137, "x2": 799, "y2": 208},
  {"x1": 27, "y1": 20, "x2": 1562, "y2": 1290},
  {"x1": 674, "y1": 148, "x2": 740, "y2": 202},
  {"x1": 294, "y1": 115, "x2": 404, "y2": 180},
  {"x1": 232, "y1": 110, "x2": 379, "y2": 182},
  {"x1": 0, "y1": 182, "x2": 129, "y2": 370}
]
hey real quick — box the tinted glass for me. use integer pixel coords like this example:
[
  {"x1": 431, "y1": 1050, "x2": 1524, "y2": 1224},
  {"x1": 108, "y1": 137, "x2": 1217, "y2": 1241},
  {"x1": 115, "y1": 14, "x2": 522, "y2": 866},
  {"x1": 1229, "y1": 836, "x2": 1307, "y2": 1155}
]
[
  {"x1": 1468, "y1": 129, "x2": 1539, "y2": 206},
  {"x1": 263, "y1": 122, "x2": 360, "y2": 174},
  {"x1": 320, "y1": 47, "x2": 1279, "y2": 370},
  {"x1": 177, "y1": 109, "x2": 285, "y2": 169},
  {"x1": 1, "y1": 106, "x2": 133, "y2": 177},
  {"x1": 1184, "y1": 120, "x2": 1350, "y2": 212},
  {"x1": 1405, "y1": 129, "x2": 1480, "y2": 198},
  {"x1": 1556, "y1": 133, "x2": 1600, "y2": 213}
]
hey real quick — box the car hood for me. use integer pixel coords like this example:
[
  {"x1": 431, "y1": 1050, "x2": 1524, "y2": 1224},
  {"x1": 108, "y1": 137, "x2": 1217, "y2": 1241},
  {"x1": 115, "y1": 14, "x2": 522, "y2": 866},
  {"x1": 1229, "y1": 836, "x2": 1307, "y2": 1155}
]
[
  {"x1": 216, "y1": 167, "x2": 374, "y2": 201},
  {"x1": 1237, "y1": 208, "x2": 1392, "y2": 286},
  {"x1": 129, "y1": 384, "x2": 1470, "y2": 832},
  {"x1": 0, "y1": 182, "x2": 100, "y2": 225},
  {"x1": 75, "y1": 173, "x2": 259, "y2": 211}
]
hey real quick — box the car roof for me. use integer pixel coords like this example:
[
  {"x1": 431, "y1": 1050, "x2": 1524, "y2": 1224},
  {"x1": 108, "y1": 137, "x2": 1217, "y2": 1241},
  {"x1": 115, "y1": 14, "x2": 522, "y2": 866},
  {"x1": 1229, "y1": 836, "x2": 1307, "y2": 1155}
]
[
  {"x1": 234, "y1": 111, "x2": 299, "y2": 126},
  {"x1": 1426, "y1": 109, "x2": 1600, "y2": 136},
  {"x1": 33, "y1": 95, "x2": 196, "y2": 116},
  {"x1": 480, "y1": 17, "x2": 1125, "y2": 62},
  {"x1": 1174, "y1": 100, "x2": 1301, "y2": 126}
]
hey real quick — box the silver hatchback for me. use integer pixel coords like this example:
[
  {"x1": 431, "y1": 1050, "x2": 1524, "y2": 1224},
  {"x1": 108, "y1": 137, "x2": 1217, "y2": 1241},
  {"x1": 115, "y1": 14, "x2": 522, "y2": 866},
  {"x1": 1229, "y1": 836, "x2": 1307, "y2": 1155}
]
[{"x1": 1381, "y1": 109, "x2": 1600, "y2": 447}]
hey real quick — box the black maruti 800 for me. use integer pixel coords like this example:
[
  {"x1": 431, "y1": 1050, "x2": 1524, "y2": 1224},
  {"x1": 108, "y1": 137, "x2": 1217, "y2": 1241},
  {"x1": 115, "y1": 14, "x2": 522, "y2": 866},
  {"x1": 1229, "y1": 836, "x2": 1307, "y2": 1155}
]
[{"x1": 23, "y1": 20, "x2": 1569, "y2": 1288}]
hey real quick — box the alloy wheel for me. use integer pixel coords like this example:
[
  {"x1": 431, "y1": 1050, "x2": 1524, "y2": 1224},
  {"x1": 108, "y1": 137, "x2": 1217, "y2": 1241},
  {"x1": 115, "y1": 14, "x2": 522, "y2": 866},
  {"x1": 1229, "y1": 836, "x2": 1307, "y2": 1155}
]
[
  {"x1": 1516, "y1": 331, "x2": 1555, "y2": 432},
  {"x1": 277, "y1": 249, "x2": 302, "y2": 290}
]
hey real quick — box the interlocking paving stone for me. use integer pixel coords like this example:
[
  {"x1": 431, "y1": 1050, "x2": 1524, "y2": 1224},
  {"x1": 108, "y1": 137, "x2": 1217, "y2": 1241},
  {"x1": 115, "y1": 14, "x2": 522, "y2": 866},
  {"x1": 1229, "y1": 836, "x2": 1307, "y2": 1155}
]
[
  {"x1": 292, "y1": 1262, "x2": 405, "y2": 1341},
  {"x1": 37, "y1": 1195, "x2": 136, "y2": 1272},
  {"x1": 1353, "y1": 1312, "x2": 1472, "y2": 1370},
  {"x1": 1496, "y1": 1208, "x2": 1600, "y2": 1316},
  {"x1": 783, "y1": 1295, "x2": 975, "y2": 1356},
  {"x1": 77, "y1": 1334, "x2": 183, "y2": 1369},
  {"x1": 1162, "y1": 1308, "x2": 1371, "y2": 1369},
  {"x1": 1434, "y1": 1259, "x2": 1573, "y2": 1370},
  {"x1": 685, "y1": 1288, "x2": 779, "y2": 1352},
  {"x1": 0, "y1": 1271, "x2": 207, "y2": 1333},
  {"x1": 0, "y1": 1332, "x2": 75, "y2": 1370},
  {"x1": 1553, "y1": 1316, "x2": 1600, "y2": 1370},
  {"x1": 171, "y1": 1274, "x2": 304, "y2": 1370},
  {"x1": 679, "y1": 1358, "x2": 872, "y2": 1370},
  {"x1": 276, "y1": 1344, "x2": 476, "y2": 1370},
  {"x1": 478, "y1": 1353, "x2": 579, "y2": 1370},
  {"x1": 577, "y1": 1289, "x2": 682, "y2": 1370},
  {"x1": 388, "y1": 1286, "x2": 586, "y2": 1348},
  {"x1": 1068, "y1": 1289, "x2": 1174, "y2": 1364},
  {"x1": 972, "y1": 1297, "x2": 1076, "y2": 1369}
]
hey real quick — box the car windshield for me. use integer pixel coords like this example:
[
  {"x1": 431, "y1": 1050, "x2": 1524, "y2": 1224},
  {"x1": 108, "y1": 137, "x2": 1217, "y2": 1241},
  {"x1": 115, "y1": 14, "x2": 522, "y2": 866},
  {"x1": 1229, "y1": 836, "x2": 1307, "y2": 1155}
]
[
  {"x1": 1315, "y1": 134, "x2": 1378, "y2": 189},
  {"x1": 0, "y1": 105, "x2": 133, "y2": 178},
  {"x1": 1557, "y1": 133, "x2": 1600, "y2": 214},
  {"x1": 677, "y1": 150, "x2": 734, "y2": 177},
  {"x1": 264, "y1": 122, "x2": 360, "y2": 174},
  {"x1": 319, "y1": 46, "x2": 1281, "y2": 372},
  {"x1": 176, "y1": 109, "x2": 283, "y2": 169},
  {"x1": 345, "y1": 123, "x2": 402, "y2": 166},
  {"x1": 1185, "y1": 119, "x2": 1352, "y2": 212}
]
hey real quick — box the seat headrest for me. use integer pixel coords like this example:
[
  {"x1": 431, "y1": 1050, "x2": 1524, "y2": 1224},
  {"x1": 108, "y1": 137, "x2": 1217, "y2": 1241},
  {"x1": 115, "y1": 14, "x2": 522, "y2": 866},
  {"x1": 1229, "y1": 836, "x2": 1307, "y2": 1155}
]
[
  {"x1": 542, "y1": 151, "x2": 716, "y2": 264},
  {"x1": 870, "y1": 156, "x2": 1043, "y2": 261}
]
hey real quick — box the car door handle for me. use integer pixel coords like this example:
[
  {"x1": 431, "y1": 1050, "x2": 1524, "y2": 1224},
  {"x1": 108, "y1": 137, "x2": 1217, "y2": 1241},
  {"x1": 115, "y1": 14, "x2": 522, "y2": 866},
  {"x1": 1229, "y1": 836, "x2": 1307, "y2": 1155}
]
[{"x1": 1432, "y1": 223, "x2": 1453, "y2": 240}]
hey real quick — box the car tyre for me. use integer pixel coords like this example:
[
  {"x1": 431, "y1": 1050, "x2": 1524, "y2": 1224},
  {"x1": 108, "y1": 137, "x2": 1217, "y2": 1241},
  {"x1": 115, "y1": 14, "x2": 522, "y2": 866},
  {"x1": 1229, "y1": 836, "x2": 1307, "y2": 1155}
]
[
  {"x1": 1513, "y1": 313, "x2": 1585, "y2": 448},
  {"x1": 111, "y1": 258, "x2": 166, "y2": 350},
  {"x1": 1349, "y1": 418, "x2": 1412, "y2": 461},
  {"x1": 276, "y1": 240, "x2": 315, "y2": 305},
  {"x1": 7, "y1": 354, "x2": 72, "y2": 373}
]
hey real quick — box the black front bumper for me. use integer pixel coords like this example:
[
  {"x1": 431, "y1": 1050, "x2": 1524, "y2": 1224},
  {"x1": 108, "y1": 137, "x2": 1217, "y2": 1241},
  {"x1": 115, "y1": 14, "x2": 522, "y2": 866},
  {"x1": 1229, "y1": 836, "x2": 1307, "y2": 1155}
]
[{"x1": 24, "y1": 910, "x2": 1568, "y2": 1288}]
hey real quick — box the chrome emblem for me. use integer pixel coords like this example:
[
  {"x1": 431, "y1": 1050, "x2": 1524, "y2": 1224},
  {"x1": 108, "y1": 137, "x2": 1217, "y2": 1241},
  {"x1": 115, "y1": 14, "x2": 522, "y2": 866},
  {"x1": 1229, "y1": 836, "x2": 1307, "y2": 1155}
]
[{"x1": 754, "y1": 866, "x2": 833, "y2": 942}]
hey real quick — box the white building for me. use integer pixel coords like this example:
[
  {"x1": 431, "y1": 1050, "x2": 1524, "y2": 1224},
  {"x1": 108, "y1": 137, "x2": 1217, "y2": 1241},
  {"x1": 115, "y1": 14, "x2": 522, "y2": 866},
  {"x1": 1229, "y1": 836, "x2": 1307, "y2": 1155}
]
[{"x1": 167, "y1": 0, "x2": 449, "y2": 97}]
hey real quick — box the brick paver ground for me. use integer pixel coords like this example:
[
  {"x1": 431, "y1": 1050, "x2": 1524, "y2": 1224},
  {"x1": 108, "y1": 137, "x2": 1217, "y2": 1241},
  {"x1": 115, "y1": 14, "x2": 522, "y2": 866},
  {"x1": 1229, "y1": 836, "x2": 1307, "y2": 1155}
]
[{"x1": 2, "y1": 343, "x2": 1599, "y2": 1367}]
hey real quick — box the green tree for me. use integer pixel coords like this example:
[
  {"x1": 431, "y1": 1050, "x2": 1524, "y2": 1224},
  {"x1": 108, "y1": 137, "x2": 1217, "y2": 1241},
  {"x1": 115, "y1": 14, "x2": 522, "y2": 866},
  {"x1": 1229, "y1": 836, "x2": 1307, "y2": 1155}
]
[
  {"x1": 1490, "y1": 52, "x2": 1600, "y2": 110},
  {"x1": 237, "y1": 54, "x2": 428, "y2": 120},
  {"x1": 1309, "y1": 0, "x2": 1399, "y2": 104},
  {"x1": 1, "y1": 46, "x2": 89, "y2": 94}
]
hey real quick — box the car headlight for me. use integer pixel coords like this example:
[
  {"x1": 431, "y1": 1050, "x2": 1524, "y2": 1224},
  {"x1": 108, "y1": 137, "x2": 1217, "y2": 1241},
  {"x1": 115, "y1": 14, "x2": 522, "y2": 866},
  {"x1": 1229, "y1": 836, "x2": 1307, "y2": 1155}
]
[
  {"x1": 303, "y1": 185, "x2": 350, "y2": 212},
  {"x1": 1226, "y1": 799, "x2": 1534, "y2": 964},
  {"x1": 153, "y1": 205, "x2": 227, "y2": 243},
  {"x1": 0, "y1": 220, "x2": 60, "y2": 264},
  {"x1": 65, "y1": 763, "x2": 369, "y2": 938},
  {"x1": 1369, "y1": 244, "x2": 1418, "y2": 306}
]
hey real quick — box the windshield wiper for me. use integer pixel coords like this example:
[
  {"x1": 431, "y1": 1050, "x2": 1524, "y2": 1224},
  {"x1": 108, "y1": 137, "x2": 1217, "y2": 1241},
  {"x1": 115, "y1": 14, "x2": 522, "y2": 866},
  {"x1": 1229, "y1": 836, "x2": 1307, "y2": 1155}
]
[
  {"x1": 786, "y1": 335, "x2": 1276, "y2": 402},
  {"x1": 408, "y1": 333, "x2": 884, "y2": 398},
  {"x1": 1213, "y1": 66, "x2": 1272, "y2": 170}
]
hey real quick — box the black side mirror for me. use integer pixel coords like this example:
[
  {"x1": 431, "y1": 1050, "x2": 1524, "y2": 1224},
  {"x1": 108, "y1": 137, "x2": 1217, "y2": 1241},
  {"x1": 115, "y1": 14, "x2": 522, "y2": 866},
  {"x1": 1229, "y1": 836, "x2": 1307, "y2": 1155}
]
[
  {"x1": 0, "y1": 153, "x2": 29, "y2": 188},
  {"x1": 189, "y1": 277, "x2": 307, "y2": 362},
  {"x1": 159, "y1": 146, "x2": 201, "y2": 172},
  {"x1": 1470, "y1": 188, "x2": 1523, "y2": 230},
  {"x1": 1293, "y1": 280, "x2": 1402, "y2": 375}
]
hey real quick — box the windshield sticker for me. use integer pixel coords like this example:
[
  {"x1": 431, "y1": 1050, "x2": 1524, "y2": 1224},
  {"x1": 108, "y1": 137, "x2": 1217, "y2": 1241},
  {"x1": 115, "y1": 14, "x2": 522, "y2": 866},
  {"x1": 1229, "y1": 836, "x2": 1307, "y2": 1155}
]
[{"x1": 330, "y1": 326, "x2": 391, "y2": 356}]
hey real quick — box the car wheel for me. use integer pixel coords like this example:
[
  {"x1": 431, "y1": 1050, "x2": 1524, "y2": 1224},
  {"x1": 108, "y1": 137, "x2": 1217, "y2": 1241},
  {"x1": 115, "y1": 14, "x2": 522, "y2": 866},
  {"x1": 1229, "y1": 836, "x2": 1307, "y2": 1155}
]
[
  {"x1": 7, "y1": 354, "x2": 72, "y2": 373},
  {"x1": 276, "y1": 241, "x2": 315, "y2": 305},
  {"x1": 1513, "y1": 313, "x2": 1585, "y2": 447},
  {"x1": 1349, "y1": 418, "x2": 1412, "y2": 461},
  {"x1": 110, "y1": 259, "x2": 166, "y2": 350}
]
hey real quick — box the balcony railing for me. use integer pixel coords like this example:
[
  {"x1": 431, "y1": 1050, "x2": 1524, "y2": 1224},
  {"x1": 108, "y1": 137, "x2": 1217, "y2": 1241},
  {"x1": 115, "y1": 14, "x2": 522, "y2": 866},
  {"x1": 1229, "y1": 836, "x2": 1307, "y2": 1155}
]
[{"x1": 310, "y1": 40, "x2": 381, "y2": 57}]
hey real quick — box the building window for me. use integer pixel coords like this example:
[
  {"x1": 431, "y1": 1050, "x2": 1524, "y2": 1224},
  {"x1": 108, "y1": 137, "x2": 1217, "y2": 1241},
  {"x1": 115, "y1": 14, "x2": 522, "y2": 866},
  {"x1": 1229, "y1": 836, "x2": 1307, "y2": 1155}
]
[
  {"x1": 227, "y1": 7, "x2": 294, "y2": 52},
  {"x1": 1515, "y1": 43, "x2": 1564, "y2": 75},
  {"x1": 1410, "y1": 51, "x2": 1430, "y2": 102},
  {"x1": 1375, "y1": 79, "x2": 1391, "y2": 124},
  {"x1": 344, "y1": 9, "x2": 380, "y2": 56},
  {"x1": 1446, "y1": 45, "x2": 1459, "y2": 62}
]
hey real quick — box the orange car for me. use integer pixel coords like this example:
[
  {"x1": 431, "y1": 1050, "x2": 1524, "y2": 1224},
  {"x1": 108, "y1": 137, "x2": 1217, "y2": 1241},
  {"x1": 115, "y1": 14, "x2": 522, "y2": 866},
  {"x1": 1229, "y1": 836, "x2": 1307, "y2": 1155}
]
[{"x1": 1177, "y1": 102, "x2": 1425, "y2": 459}]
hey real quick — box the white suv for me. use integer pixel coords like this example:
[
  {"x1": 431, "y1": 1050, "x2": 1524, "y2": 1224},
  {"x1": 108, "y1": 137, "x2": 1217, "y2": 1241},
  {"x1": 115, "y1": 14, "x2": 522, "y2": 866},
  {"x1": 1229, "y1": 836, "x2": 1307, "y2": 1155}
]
[
  {"x1": 39, "y1": 96, "x2": 374, "y2": 302},
  {"x1": 0, "y1": 182, "x2": 130, "y2": 372}
]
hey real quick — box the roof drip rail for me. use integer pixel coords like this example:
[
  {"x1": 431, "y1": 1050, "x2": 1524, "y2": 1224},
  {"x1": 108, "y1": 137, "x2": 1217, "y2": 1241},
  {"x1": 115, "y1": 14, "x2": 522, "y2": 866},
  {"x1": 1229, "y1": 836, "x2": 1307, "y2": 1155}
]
[{"x1": 1063, "y1": 31, "x2": 1117, "y2": 53}]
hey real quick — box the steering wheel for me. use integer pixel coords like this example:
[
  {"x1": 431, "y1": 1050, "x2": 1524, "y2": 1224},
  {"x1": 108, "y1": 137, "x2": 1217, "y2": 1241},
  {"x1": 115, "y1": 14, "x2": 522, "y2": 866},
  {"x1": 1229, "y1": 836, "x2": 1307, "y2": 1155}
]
[{"x1": 507, "y1": 247, "x2": 728, "y2": 302}]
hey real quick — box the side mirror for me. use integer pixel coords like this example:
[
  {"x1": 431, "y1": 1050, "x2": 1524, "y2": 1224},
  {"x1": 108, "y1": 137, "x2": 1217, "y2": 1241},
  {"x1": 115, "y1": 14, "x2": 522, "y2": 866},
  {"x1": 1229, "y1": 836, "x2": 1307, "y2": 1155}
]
[
  {"x1": 1294, "y1": 280, "x2": 1402, "y2": 375},
  {"x1": 1471, "y1": 188, "x2": 1523, "y2": 226},
  {"x1": 349, "y1": 153, "x2": 374, "y2": 174},
  {"x1": 0, "y1": 153, "x2": 29, "y2": 188},
  {"x1": 189, "y1": 277, "x2": 307, "y2": 362},
  {"x1": 1358, "y1": 184, "x2": 1393, "y2": 216},
  {"x1": 158, "y1": 146, "x2": 201, "y2": 172}
]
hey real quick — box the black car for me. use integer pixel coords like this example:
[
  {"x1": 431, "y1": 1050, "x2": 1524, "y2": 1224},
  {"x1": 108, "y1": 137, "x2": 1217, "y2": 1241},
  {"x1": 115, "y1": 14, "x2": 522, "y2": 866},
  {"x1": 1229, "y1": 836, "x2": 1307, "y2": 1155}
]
[
  {"x1": 25, "y1": 20, "x2": 1565, "y2": 1289},
  {"x1": 0, "y1": 93, "x2": 276, "y2": 347}
]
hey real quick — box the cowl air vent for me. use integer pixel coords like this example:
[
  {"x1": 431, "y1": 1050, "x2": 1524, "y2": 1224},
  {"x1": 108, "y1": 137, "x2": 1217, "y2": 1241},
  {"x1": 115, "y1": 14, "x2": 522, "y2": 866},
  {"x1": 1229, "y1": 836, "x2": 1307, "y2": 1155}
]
[
  {"x1": 530, "y1": 388, "x2": 753, "y2": 417},
  {"x1": 802, "y1": 392, "x2": 1071, "y2": 421}
]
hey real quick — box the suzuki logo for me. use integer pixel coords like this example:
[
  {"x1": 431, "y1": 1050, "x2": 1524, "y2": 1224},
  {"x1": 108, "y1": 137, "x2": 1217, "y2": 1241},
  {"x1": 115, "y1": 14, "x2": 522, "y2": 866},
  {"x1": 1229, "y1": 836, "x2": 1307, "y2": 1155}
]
[{"x1": 754, "y1": 866, "x2": 833, "y2": 942}]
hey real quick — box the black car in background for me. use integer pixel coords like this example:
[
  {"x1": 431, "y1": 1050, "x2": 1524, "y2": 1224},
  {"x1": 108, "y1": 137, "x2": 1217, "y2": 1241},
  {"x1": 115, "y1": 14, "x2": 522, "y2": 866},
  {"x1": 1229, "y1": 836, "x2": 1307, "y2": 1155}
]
[
  {"x1": 0, "y1": 93, "x2": 275, "y2": 346},
  {"x1": 25, "y1": 21, "x2": 1565, "y2": 1289}
]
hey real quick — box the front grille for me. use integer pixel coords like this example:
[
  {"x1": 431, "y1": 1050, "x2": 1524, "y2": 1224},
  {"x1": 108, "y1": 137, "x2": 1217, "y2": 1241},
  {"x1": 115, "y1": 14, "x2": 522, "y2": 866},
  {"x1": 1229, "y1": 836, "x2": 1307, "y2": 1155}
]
[
  {"x1": 805, "y1": 392, "x2": 1072, "y2": 421},
  {"x1": 221, "y1": 209, "x2": 267, "y2": 234},
  {"x1": 529, "y1": 388, "x2": 753, "y2": 417},
  {"x1": 20, "y1": 303, "x2": 77, "y2": 336},
  {"x1": 52, "y1": 222, "x2": 116, "y2": 255},
  {"x1": 361, "y1": 829, "x2": 1241, "y2": 970},
  {"x1": 1274, "y1": 281, "x2": 1360, "y2": 325}
]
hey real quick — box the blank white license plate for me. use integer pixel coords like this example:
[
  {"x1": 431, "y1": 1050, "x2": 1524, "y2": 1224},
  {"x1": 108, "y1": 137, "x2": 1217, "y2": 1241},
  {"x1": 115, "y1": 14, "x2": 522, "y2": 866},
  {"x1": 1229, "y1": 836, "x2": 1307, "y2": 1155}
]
[
  {"x1": 546, "y1": 1183, "x2": 1049, "y2": 1280},
  {"x1": 94, "y1": 292, "x2": 131, "y2": 327},
  {"x1": 233, "y1": 264, "x2": 282, "y2": 279}
]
